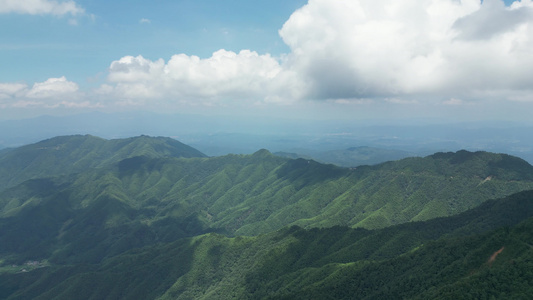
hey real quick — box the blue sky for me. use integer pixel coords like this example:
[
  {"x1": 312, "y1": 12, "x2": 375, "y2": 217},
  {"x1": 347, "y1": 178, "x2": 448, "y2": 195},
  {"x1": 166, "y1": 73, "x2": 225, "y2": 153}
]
[
  {"x1": 1, "y1": 0, "x2": 532, "y2": 123},
  {"x1": 1, "y1": 0, "x2": 306, "y2": 84}
]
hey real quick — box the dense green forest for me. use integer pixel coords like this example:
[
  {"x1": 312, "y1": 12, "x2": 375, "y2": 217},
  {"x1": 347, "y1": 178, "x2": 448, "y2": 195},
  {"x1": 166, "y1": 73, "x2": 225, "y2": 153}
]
[
  {"x1": 0, "y1": 135, "x2": 532, "y2": 299},
  {"x1": 0, "y1": 135, "x2": 206, "y2": 191}
]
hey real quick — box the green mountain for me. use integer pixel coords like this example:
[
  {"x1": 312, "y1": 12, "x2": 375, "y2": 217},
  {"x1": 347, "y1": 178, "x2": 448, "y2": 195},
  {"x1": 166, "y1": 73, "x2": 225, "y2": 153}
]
[
  {"x1": 46, "y1": 149, "x2": 533, "y2": 235},
  {"x1": 1, "y1": 190, "x2": 531, "y2": 299},
  {"x1": 1, "y1": 136, "x2": 533, "y2": 299},
  {"x1": 0, "y1": 135, "x2": 206, "y2": 191},
  {"x1": 1, "y1": 139, "x2": 533, "y2": 266}
]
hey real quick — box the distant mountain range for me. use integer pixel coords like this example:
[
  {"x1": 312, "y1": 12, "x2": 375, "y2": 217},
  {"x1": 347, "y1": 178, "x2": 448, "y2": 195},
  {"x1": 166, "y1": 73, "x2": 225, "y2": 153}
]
[
  {"x1": 275, "y1": 146, "x2": 415, "y2": 167},
  {"x1": 1, "y1": 112, "x2": 533, "y2": 163},
  {"x1": 0, "y1": 135, "x2": 532, "y2": 299}
]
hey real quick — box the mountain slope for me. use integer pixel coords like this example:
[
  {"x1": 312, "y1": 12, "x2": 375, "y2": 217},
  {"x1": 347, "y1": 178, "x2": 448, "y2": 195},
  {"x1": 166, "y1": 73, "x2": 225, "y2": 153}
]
[
  {"x1": 0, "y1": 135, "x2": 206, "y2": 191},
  {"x1": 1, "y1": 190, "x2": 531, "y2": 299},
  {"x1": 1, "y1": 136, "x2": 533, "y2": 299},
  {"x1": 74, "y1": 149, "x2": 533, "y2": 233},
  {"x1": 2, "y1": 147, "x2": 533, "y2": 266}
]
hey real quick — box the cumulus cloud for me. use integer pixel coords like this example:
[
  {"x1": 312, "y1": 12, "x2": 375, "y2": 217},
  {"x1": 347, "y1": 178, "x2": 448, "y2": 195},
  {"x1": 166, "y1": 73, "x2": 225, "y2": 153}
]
[
  {"x1": 26, "y1": 76, "x2": 79, "y2": 98},
  {"x1": 453, "y1": 0, "x2": 533, "y2": 40},
  {"x1": 96, "y1": 0, "x2": 533, "y2": 107},
  {"x1": 278, "y1": 0, "x2": 533, "y2": 101},
  {"x1": 0, "y1": 77, "x2": 89, "y2": 111},
  {"x1": 0, "y1": 0, "x2": 84, "y2": 16},
  {"x1": 0, "y1": 83, "x2": 28, "y2": 99},
  {"x1": 104, "y1": 50, "x2": 305, "y2": 103}
]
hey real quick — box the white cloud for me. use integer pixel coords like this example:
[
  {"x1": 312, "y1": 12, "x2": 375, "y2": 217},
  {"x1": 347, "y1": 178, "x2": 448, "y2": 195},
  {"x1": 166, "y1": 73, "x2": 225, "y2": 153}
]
[
  {"x1": 0, "y1": 0, "x2": 84, "y2": 16},
  {"x1": 7, "y1": 0, "x2": 526, "y2": 116},
  {"x1": 139, "y1": 18, "x2": 151, "y2": 24},
  {"x1": 0, "y1": 83, "x2": 28, "y2": 99},
  {"x1": 26, "y1": 76, "x2": 79, "y2": 98},
  {"x1": 0, "y1": 77, "x2": 101, "y2": 113},
  {"x1": 453, "y1": 0, "x2": 531, "y2": 40},
  {"x1": 104, "y1": 50, "x2": 305, "y2": 104},
  {"x1": 278, "y1": 0, "x2": 533, "y2": 101},
  {"x1": 0, "y1": 77, "x2": 79, "y2": 102},
  {"x1": 96, "y1": 0, "x2": 533, "y2": 108}
]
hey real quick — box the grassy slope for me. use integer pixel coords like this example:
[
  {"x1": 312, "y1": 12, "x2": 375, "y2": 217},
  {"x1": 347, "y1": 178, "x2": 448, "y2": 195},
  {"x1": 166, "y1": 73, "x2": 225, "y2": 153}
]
[{"x1": 2, "y1": 190, "x2": 531, "y2": 299}]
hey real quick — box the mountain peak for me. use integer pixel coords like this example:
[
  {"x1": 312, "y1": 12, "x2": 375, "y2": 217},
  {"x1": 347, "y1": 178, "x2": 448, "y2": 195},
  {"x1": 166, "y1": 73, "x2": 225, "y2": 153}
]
[
  {"x1": 427, "y1": 150, "x2": 533, "y2": 180},
  {"x1": 252, "y1": 149, "x2": 272, "y2": 157},
  {"x1": 0, "y1": 135, "x2": 206, "y2": 190},
  {"x1": 117, "y1": 135, "x2": 207, "y2": 158}
]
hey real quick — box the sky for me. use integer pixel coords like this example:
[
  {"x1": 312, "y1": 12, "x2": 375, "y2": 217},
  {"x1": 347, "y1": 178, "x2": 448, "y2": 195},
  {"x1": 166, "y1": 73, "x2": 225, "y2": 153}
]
[{"x1": 1, "y1": 0, "x2": 532, "y2": 123}]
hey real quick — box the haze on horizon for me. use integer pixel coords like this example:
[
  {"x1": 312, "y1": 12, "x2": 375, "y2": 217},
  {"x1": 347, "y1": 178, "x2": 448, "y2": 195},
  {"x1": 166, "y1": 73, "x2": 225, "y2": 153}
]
[{"x1": 1, "y1": 0, "x2": 532, "y2": 124}]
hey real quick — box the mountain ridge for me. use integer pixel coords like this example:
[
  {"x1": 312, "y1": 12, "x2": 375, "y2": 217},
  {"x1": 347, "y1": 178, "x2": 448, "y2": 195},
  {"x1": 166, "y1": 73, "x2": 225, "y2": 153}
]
[
  {"x1": 2, "y1": 137, "x2": 533, "y2": 266},
  {"x1": 0, "y1": 134, "x2": 206, "y2": 191}
]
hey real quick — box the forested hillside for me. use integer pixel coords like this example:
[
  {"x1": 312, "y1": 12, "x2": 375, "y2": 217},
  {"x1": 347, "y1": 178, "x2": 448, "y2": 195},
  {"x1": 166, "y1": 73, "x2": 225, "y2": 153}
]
[
  {"x1": 1, "y1": 190, "x2": 532, "y2": 299},
  {"x1": 0, "y1": 135, "x2": 532, "y2": 299},
  {"x1": 0, "y1": 135, "x2": 206, "y2": 191}
]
